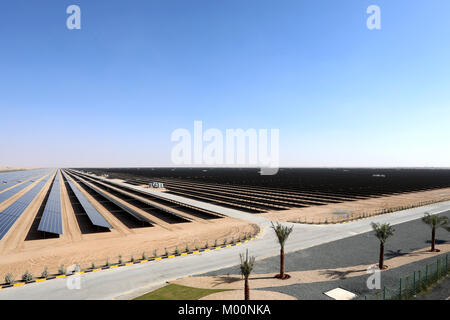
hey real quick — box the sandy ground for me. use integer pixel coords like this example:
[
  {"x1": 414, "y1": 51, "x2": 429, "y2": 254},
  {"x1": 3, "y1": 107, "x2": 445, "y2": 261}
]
[
  {"x1": 263, "y1": 188, "x2": 450, "y2": 223},
  {"x1": 0, "y1": 171, "x2": 258, "y2": 281},
  {"x1": 0, "y1": 220, "x2": 257, "y2": 279},
  {"x1": 174, "y1": 243, "x2": 450, "y2": 290},
  {"x1": 0, "y1": 167, "x2": 31, "y2": 172},
  {"x1": 200, "y1": 289, "x2": 296, "y2": 300}
]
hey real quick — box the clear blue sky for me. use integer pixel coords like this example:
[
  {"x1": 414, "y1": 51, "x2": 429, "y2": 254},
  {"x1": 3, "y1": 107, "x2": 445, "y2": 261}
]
[{"x1": 0, "y1": 0, "x2": 449, "y2": 167}]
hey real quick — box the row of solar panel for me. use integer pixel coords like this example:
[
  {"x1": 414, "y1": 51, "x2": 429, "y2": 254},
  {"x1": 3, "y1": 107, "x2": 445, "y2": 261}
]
[
  {"x1": 38, "y1": 171, "x2": 63, "y2": 235},
  {"x1": 0, "y1": 168, "x2": 117, "y2": 241},
  {"x1": 0, "y1": 175, "x2": 52, "y2": 240},
  {"x1": 72, "y1": 173, "x2": 153, "y2": 224},
  {"x1": 0, "y1": 171, "x2": 51, "y2": 204},
  {"x1": 62, "y1": 171, "x2": 113, "y2": 229},
  {"x1": 0, "y1": 169, "x2": 51, "y2": 192}
]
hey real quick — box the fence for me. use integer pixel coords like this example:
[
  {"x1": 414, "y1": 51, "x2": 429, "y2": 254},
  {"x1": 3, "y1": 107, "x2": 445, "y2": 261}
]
[{"x1": 365, "y1": 254, "x2": 449, "y2": 300}]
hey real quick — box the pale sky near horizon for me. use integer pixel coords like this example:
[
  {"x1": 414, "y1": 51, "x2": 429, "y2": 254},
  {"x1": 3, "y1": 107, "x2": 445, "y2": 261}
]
[{"x1": 0, "y1": 1, "x2": 449, "y2": 168}]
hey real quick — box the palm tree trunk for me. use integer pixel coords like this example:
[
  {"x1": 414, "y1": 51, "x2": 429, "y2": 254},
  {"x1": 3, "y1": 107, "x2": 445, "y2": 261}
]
[
  {"x1": 280, "y1": 247, "x2": 285, "y2": 278},
  {"x1": 431, "y1": 227, "x2": 436, "y2": 251},
  {"x1": 244, "y1": 277, "x2": 250, "y2": 300},
  {"x1": 379, "y1": 242, "x2": 384, "y2": 269}
]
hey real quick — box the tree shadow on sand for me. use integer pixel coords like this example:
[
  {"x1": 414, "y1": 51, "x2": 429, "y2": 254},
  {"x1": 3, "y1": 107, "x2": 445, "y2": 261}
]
[
  {"x1": 211, "y1": 274, "x2": 276, "y2": 287},
  {"x1": 384, "y1": 249, "x2": 420, "y2": 259},
  {"x1": 319, "y1": 268, "x2": 367, "y2": 280},
  {"x1": 425, "y1": 239, "x2": 448, "y2": 245}
]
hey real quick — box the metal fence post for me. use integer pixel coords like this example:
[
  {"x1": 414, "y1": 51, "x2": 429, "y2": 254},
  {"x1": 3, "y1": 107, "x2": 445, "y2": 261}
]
[
  {"x1": 437, "y1": 259, "x2": 440, "y2": 280},
  {"x1": 418, "y1": 270, "x2": 422, "y2": 291}
]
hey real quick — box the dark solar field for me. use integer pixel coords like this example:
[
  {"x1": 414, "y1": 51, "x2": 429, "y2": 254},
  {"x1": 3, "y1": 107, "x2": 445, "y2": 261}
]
[{"x1": 76, "y1": 168, "x2": 450, "y2": 214}]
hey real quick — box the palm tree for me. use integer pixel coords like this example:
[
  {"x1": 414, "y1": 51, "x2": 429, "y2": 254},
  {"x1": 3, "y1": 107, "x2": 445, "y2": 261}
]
[
  {"x1": 371, "y1": 222, "x2": 395, "y2": 270},
  {"x1": 239, "y1": 249, "x2": 255, "y2": 300},
  {"x1": 271, "y1": 222, "x2": 294, "y2": 279},
  {"x1": 422, "y1": 213, "x2": 449, "y2": 252}
]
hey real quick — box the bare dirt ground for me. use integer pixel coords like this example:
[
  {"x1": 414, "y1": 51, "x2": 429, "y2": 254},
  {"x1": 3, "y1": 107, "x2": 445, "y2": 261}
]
[
  {"x1": 0, "y1": 171, "x2": 258, "y2": 281},
  {"x1": 0, "y1": 167, "x2": 31, "y2": 172},
  {"x1": 174, "y1": 243, "x2": 450, "y2": 290},
  {"x1": 0, "y1": 220, "x2": 258, "y2": 279},
  {"x1": 262, "y1": 188, "x2": 450, "y2": 223}
]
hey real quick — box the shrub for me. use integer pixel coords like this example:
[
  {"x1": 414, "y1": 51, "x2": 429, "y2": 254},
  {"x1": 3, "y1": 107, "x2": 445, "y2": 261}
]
[
  {"x1": 153, "y1": 250, "x2": 157, "y2": 258},
  {"x1": 58, "y1": 264, "x2": 66, "y2": 275},
  {"x1": 214, "y1": 239, "x2": 218, "y2": 247},
  {"x1": 175, "y1": 247, "x2": 180, "y2": 255},
  {"x1": 91, "y1": 262, "x2": 96, "y2": 269},
  {"x1": 118, "y1": 255, "x2": 123, "y2": 264},
  {"x1": 105, "y1": 258, "x2": 110, "y2": 267},
  {"x1": 130, "y1": 256, "x2": 134, "y2": 263},
  {"x1": 41, "y1": 266, "x2": 49, "y2": 279},
  {"x1": 5, "y1": 273, "x2": 14, "y2": 285},
  {"x1": 164, "y1": 248, "x2": 169, "y2": 256},
  {"x1": 205, "y1": 242, "x2": 209, "y2": 249},
  {"x1": 22, "y1": 270, "x2": 33, "y2": 282},
  {"x1": 142, "y1": 252, "x2": 147, "y2": 260},
  {"x1": 223, "y1": 238, "x2": 227, "y2": 245},
  {"x1": 185, "y1": 244, "x2": 190, "y2": 253}
]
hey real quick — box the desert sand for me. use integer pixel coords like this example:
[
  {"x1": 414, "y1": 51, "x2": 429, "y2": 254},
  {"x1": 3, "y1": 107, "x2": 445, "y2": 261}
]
[
  {"x1": 263, "y1": 188, "x2": 450, "y2": 223},
  {"x1": 0, "y1": 172, "x2": 258, "y2": 279}
]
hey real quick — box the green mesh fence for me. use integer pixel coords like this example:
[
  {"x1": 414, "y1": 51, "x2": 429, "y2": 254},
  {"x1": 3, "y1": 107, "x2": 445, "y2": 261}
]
[{"x1": 365, "y1": 254, "x2": 449, "y2": 300}]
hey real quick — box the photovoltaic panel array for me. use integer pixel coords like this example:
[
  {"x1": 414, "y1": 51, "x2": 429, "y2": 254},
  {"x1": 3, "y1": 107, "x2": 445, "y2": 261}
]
[
  {"x1": 0, "y1": 173, "x2": 48, "y2": 205},
  {"x1": 0, "y1": 176, "x2": 50, "y2": 240},
  {"x1": 74, "y1": 174, "x2": 153, "y2": 224},
  {"x1": 62, "y1": 171, "x2": 113, "y2": 229},
  {"x1": 38, "y1": 171, "x2": 63, "y2": 235},
  {"x1": 0, "y1": 169, "x2": 50, "y2": 193}
]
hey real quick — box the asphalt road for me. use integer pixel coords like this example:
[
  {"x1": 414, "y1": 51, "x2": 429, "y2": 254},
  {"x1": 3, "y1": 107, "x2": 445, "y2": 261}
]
[
  {"x1": 204, "y1": 211, "x2": 450, "y2": 300},
  {"x1": 0, "y1": 184, "x2": 449, "y2": 300}
]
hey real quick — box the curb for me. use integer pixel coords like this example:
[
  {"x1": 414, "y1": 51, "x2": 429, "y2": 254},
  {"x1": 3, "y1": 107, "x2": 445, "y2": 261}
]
[{"x1": 0, "y1": 232, "x2": 260, "y2": 290}]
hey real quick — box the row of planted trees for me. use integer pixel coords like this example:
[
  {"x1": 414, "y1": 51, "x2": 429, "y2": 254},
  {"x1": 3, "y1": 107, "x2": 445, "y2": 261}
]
[
  {"x1": 240, "y1": 222, "x2": 294, "y2": 300},
  {"x1": 240, "y1": 213, "x2": 449, "y2": 300},
  {"x1": 373, "y1": 213, "x2": 449, "y2": 270}
]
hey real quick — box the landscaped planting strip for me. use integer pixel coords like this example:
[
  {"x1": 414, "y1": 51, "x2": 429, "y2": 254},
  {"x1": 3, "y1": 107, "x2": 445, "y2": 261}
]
[{"x1": 0, "y1": 232, "x2": 260, "y2": 290}]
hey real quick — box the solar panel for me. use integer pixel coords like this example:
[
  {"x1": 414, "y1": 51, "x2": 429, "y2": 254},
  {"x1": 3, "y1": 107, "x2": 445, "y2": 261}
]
[
  {"x1": 74, "y1": 175, "x2": 153, "y2": 224},
  {"x1": 37, "y1": 171, "x2": 63, "y2": 235},
  {"x1": 0, "y1": 176, "x2": 50, "y2": 240},
  {"x1": 0, "y1": 176, "x2": 44, "y2": 204},
  {"x1": 0, "y1": 169, "x2": 50, "y2": 192},
  {"x1": 62, "y1": 171, "x2": 112, "y2": 229}
]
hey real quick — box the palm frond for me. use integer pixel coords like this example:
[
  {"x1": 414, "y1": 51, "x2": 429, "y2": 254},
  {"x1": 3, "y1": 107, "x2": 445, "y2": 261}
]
[
  {"x1": 239, "y1": 249, "x2": 255, "y2": 278},
  {"x1": 371, "y1": 222, "x2": 395, "y2": 244},
  {"x1": 271, "y1": 222, "x2": 294, "y2": 248},
  {"x1": 422, "y1": 213, "x2": 449, "y2": 229}
]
